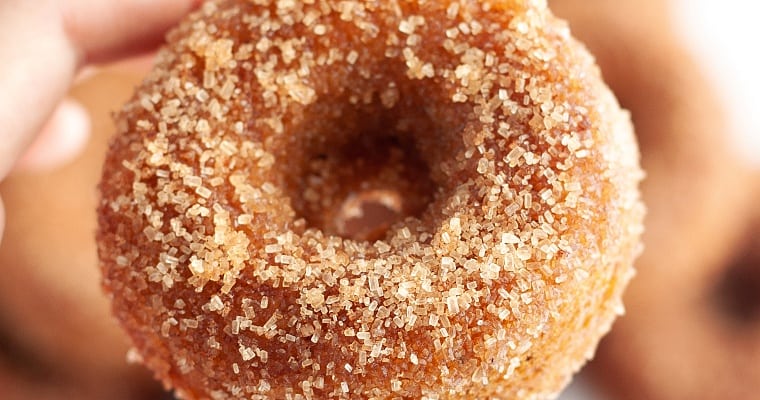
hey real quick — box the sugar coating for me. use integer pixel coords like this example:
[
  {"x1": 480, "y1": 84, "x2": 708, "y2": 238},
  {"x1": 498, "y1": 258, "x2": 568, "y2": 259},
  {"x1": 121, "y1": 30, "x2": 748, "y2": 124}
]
[{"x1": 97, "y1": 0, "x2": 644, "y2": 399}]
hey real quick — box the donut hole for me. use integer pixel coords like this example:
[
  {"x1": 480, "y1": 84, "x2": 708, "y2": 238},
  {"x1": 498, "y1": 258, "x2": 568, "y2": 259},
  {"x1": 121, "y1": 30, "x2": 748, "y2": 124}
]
[
  {"x1": 285, "y1": 109, "x2": 438, "y2": 242},
  {"x1": 281, "y1": 88, "x2": 462, "y2": 242},
  {"x1": 712, "y1": 241, "x2": 760, "y2": 325},
  {"x1": 334, "y1": 189, "x2": 404, "y2": 242}
]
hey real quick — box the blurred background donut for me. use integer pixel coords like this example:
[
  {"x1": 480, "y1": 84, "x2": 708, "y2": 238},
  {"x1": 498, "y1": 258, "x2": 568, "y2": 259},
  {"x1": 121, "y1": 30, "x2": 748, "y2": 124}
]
[
  {"x1": 0, "y1": 64, "x2": 170, "y2": 399},
  {"x1": 554, "y1": 0, "x2": 760, "y2": 399},
  {"x1": 588, "y1": 181, "x2": 760, "y2": 400}
]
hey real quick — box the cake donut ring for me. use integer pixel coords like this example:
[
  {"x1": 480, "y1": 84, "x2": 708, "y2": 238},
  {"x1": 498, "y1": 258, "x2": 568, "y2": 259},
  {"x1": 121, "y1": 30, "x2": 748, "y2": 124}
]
[
  {"x1": 551, "y1": 1, "x2": 756, "y2": 398},
  {"x1": 98, "y1": 1, "x2": 644, "y2": 399}
]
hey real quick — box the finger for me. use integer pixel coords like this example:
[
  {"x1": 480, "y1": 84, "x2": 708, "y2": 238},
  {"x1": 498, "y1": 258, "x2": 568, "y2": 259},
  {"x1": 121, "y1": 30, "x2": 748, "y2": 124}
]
[
  {"x1": 75, "y1": 53, "x2": 156, "y2": 85},
  {"x1": 0, "y1": 0, "x2": 78, "y2": 179},
  {"x1": 63, "y1": 0, "x2": 201, "y2": 65},
  {"x1": 14, "y1": 99, "x2": 91, "y2": 172},
  {"x1": 0, "y1": 0, "x2": 196, "y2": 180}
]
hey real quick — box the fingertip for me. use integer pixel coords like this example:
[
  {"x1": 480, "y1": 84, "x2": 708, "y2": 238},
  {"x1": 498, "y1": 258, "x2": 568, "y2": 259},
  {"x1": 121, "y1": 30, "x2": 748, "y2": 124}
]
[
  {"x1": 15, "y1": 99, "x2": 91, "y2": 172},
  {"x1": 65, "y1": 0, "x2": 202, "y2": 64}
]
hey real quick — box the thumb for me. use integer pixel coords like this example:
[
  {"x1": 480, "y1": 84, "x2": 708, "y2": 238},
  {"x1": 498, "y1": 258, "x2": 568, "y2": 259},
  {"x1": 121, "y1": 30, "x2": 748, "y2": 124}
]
[
  {"x1": 14, "y1": 99, "x2": 91, "y2": 172},
  {"x1": 0, "y1": 0, "x2": 78, "y2": 179},
  {"x1": 0, "y1": 0, "x2": 199, "y2": 180}
]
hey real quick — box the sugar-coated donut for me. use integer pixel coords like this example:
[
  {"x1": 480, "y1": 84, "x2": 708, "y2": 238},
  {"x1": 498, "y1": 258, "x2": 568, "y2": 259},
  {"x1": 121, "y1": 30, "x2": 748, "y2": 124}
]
[
  {"x1": 98, "y1": 0, "x2": 644, "y2": 398},
  {"x1": 0, "y1": 68, "x2": 167, "y2": 398},
  {"x1": 551, "y1": 1, "x2": 756, "y2": 399}
]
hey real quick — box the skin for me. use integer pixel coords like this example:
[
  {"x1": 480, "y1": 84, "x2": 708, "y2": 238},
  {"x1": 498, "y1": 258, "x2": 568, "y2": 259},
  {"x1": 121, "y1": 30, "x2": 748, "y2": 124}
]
[{"x1": 0, "y1": 0, "x2": 200, "y2": 241}]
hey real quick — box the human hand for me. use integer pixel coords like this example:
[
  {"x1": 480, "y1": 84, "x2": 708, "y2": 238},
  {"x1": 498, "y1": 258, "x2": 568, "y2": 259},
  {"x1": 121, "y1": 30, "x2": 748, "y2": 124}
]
[{"x1": 0, "y1": 0, "x2": 200, "y2": 240}]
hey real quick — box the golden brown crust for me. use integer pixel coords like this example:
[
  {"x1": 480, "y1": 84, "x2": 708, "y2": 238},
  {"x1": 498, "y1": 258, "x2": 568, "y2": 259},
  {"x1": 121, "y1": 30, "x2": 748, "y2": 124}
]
[
  {"x1": 98, "y1": 0, "x2": 643, "y2": 398},
  {"x1": 551, "y1": 1, "x2": 758, "y2": 399}
]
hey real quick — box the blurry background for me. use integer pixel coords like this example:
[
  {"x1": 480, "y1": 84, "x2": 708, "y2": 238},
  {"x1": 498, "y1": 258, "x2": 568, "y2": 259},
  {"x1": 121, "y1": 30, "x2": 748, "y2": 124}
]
[
  {"x1": 560, "y1": 0, "x2": 760, "y2": 398},
  {"x1": 673, "y1": 0, "x2": 760, "y2": 167},
  {"x1": 0, "y1": 62, "x2": 170, "y2": 399},
  {"x1": 0, "y1": 0, "x2": 758, "y2": 399}
]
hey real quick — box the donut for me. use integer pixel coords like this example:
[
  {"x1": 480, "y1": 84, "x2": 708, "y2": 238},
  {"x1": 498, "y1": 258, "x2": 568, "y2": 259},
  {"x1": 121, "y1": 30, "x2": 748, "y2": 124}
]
[
  {"x1": 0, "y1": 360, "x2": 62, "y2": 400},
  {"x1": 0, "y1": 352, "x2": 171, "y2": 400},
  {"x1": 658, "y1": 196, "x2": 760, "y2": 400},
  {"x1": 549, "y1": 0, "x2": 749, "y2": 305},
  {"x1": 589, "y1": 182, "x2": 757, "y2": 400},
  {"x1": 0, "y1": 67, "x2": 167, "y2": 398},
  {"x1": 550, "y1": 1, "x2": 756, "y2": 398},
  {"x1": 97, "y1": 0, "x2": 644, "y2": 398}
]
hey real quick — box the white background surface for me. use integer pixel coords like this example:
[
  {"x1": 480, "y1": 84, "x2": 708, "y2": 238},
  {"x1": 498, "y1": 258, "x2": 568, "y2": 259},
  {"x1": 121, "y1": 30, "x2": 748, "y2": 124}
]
[
  {"x1": 674, "y1": 0, "x2": 760, "y2": 166},
  {"x1": 558, "y1": 1, "x2": 759, "y2": 399}
]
